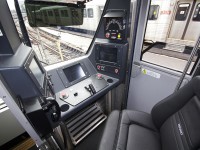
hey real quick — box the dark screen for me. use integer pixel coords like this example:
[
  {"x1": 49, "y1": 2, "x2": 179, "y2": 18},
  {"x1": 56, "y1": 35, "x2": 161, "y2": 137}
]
[
  {"x1": 99, "y1": 47, "x2": 118, "y2": 63},
  {"x1": 63, "y1": 64, "x2": 86, "y2": 82},
  {"x1": 29, "y1": 57, "x2": 44, "y2": 87}
]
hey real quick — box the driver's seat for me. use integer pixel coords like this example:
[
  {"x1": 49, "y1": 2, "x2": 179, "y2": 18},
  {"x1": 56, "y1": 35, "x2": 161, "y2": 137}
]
[{"x1": 99, "y1": 76, "x2": 200, "y2": 150}]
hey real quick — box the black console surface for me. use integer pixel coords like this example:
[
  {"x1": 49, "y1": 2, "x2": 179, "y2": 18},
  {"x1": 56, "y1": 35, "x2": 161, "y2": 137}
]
[
  {"x1": 47, "y1": 58, "x2": 120, "y2": 121},
  {"x1": 56, "y1": 74, "x2": 108, "y2": 106}
]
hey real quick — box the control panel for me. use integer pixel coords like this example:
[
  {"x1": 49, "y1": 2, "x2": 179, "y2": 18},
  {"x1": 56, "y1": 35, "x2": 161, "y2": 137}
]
[
  {"x1": 104, "y1": 10, "x2": 126, "y2": 41},
  {"x1": 94, "y1": 42, "x2": 128, "y2": 80},
  {"x1": 57, "y1": 63, "x2": 89, "y2": 88},
  {"x1": 57, "y1": 74, "x2": 108, "y2": 106}
]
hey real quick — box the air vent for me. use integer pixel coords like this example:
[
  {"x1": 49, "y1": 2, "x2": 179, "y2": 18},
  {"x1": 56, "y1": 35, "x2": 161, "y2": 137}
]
[
  {"x1": 0, "y1": 99, "x2": 7, "y2": 110},
  {"x1": 66, "y1": 104, "x2": 107, "y2": 145}
]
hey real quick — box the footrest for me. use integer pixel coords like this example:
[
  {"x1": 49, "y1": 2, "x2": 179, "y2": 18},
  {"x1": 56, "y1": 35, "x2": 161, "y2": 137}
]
[{"x1": 66, "y1": 104, "x2": 107, "y2": 145}]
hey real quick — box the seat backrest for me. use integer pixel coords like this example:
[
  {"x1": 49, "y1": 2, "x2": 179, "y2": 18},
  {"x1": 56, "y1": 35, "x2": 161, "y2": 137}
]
[{"x1": 151, "y1": 76, "x2": 200, "y2": 150}]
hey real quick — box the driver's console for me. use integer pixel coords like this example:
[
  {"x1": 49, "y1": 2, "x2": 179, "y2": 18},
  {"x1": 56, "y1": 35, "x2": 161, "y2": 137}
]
[{"x1": 0, "y1": 7, "x2": 129, "y2": 143}]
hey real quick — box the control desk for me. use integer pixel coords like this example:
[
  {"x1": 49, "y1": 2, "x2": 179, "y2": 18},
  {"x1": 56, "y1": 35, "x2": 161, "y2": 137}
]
[{"x1": 47, "y1": 58, "x2": 119, "y2": 121}]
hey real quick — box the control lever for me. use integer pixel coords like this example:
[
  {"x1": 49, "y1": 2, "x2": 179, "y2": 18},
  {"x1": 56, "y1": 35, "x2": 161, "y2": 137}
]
[
  {"x1": 85, "y1": 84, "x2": 96, "y2": 95},
  {"x1": 85, "y1": 86, "x2": 92, "y2": 95},
  {"x1": 89, "y1": 84, "x2": 96, "y2": 94}
]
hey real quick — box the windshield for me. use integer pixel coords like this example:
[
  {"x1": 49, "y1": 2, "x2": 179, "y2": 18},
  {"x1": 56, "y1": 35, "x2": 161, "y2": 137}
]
[{"x1": 7, "y1": 0, "x2": 107, "y2": 66}]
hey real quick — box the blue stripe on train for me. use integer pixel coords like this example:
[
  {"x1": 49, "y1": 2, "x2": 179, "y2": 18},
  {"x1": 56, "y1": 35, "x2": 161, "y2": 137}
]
[{"x1": 60, "y1": 26, "x2": 96, "y2": 35}]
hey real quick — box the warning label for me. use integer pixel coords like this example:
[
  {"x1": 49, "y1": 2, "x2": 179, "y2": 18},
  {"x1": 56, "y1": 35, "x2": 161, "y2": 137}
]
[{"x1": 142, "y1": 68, "x2": 161, "y2": 79}]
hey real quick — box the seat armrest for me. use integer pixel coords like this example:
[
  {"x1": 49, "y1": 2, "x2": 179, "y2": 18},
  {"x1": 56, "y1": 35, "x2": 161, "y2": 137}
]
[{"x1": 98, "y1": 110, "x2": 120, "y2": 150}]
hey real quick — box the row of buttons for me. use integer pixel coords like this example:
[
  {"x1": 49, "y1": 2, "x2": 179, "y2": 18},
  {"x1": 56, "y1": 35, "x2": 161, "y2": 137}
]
[
  {"x1": 97, "y1": 65, "x2": 119, "y2": 74},
  {"x1": 60, "y1": 91, "x2": 78, "y2": 100}
]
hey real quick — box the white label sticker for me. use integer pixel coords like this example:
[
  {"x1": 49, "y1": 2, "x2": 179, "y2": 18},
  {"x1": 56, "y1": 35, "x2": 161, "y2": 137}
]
[
  {"x1": 142, "y1": 69, "x2": 161, "y2": 79},
  {"x1": 0, "y1": 29, "x2": 3, "y2": 36}
]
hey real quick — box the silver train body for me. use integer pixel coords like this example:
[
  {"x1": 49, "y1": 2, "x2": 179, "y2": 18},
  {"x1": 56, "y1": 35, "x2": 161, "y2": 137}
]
[
  {"x1": 145, "y1": 0, "x2": 200, "y2": 48},
  {"x1": 70, "y1": 0, "x2": 200, "y2": 51}
]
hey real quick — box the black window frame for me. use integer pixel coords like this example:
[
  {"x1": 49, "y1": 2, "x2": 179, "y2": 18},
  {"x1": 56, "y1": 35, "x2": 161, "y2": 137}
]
[
  {"x1": 175, "y1": 3, "x2": 190, "y2": 21},
  {"x1": 192, "y1": 3, "x2": 200, "y2": 21},
  {"x1": 87, "y1": 8, "x2": 94, "y2": 18},
  {"x1": 83, "y1": 9, "x2": 87, "y2": 18},
  {"x1": 148, "y1": 5, "x2": 160, "y2": 20}
]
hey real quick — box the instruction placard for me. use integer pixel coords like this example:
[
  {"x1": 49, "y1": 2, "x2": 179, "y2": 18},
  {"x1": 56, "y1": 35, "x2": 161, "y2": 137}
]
[{"x1": 142, "y1": 68, "x2": 161, "y2": 79}]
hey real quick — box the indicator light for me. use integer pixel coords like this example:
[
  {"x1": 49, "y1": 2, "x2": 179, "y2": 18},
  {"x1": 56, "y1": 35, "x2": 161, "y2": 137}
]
[{"x1": 118, "y1": 34, "x2": 121, "y2": 39}]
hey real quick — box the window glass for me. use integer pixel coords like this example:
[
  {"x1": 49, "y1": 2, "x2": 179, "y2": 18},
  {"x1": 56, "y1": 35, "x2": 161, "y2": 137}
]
[
  {"x1": 88, "y1": 8, "x2": 94, "y2": 18},
  {"x1": 142, "y1": 1, "x2": 198, "y2": 74},
  {"x1": 61, "y1": 10, "x2": 68, "y2": 17},
  {"x1": 83, "y1": 9, "x2": 87, "y2": 18},
  {"x1": 175, "y1": 3, "x2": 190, "y2": 21},
  {"x1": 7, "y1": 0, "x2": 106, "y2": 66},
  {"x1": 48, "y1": 11, "x2": 53, "y2": 16},
  {"x1": 148, "y1": 5, "x2": 160, "y2": 20},
  {"x1": 193, "y1": 3, "x2": 200, "y2": 21}
]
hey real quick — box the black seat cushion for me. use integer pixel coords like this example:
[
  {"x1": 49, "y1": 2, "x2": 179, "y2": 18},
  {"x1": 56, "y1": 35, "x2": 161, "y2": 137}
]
[
  {"x1": 99, "y1": 77, "x2": 200, "y2": 150},
  {"x1": 99, "y1": 111, "x2": 120, "y2": 150},
  {"x1": 99, "y1": 110, "x2": 161, "y2": 150},
  {"x1": 116, "y1": 110, "x2": 161, "y2": 150}
]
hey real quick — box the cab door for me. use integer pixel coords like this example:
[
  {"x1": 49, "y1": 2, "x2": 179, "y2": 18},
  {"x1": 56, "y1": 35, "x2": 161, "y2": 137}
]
[{"x1": 126, "y1": 0, "x2": 199, "y2": 113}]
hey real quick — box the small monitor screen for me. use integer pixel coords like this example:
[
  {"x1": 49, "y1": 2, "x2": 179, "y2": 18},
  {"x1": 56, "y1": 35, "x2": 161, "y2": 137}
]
[
  {"x1": 29, "y1": 58, "x2": 44, "y2": 87},
  {"x1": 99, "y1": 47, "x2": 118, "y2": 63},
  {"x1": 63, "y1": 64, "x2": 86, "y2": 82}
]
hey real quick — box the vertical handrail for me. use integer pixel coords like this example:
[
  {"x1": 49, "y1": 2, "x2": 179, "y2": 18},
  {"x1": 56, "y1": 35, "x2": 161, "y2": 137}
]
[{"x1": 175, "y1": 35, "x2": 200, "y2": 91}]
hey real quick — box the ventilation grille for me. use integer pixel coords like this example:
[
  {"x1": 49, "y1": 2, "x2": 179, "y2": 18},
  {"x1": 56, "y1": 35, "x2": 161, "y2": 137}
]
[
  {"x1": 66, "y1": 104, "x2": 107, "y2": 145},
  {"x1": 0, "y1": 99, "x2": 7, "y2": 110}
]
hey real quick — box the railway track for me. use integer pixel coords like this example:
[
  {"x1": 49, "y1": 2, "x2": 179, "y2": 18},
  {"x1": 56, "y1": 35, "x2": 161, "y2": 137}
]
[{"x1": 16, "y1": 23, "x2": 85, "y2": 64}]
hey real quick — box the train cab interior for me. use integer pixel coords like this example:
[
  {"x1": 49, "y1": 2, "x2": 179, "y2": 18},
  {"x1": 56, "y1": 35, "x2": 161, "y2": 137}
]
[{"x1": 0, "y1": 0, "x2": 200, "y2": 149}]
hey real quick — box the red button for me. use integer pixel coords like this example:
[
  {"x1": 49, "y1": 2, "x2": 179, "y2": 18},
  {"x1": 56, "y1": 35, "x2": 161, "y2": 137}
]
[
  {"x1": 105, "y1": 32, "x2": 110, "y2": 38},
  {"x1": 97, "y1": 74, "x2": 103, "y2": 79},
  {"x1": 97, "y1": 65, "x2": 101, "y2": 70}
]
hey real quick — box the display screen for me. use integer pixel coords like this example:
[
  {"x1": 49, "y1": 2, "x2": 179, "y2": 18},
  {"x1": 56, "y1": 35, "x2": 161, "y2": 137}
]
[
  {"x1": 63, "y1": 64, "x2": 86, "y2": 82},
  {"x1": 99, "y1": 47, "x2": 118, "y2": 63},
  {"x1": 29, "y1": 57, "x2": 45, "y2": 87}
]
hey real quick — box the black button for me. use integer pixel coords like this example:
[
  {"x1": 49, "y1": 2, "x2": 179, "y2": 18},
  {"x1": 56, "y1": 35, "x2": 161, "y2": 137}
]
[
  {"x1": 74, "y1": 92, "x2": 78, "y2": 97},
  {"x1": 107, "y1": 79, "x2": 113, "y2": 83}
]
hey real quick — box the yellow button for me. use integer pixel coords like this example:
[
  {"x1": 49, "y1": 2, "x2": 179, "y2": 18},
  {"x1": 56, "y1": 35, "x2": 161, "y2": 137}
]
[{"x1": 118, "y1": 34, "x2": 121, "y2": 39}]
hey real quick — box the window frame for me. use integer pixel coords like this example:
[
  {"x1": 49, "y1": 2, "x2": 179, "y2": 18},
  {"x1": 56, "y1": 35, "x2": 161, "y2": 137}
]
[
  {"x1": 148, "y1": 5, "x2": 160, "y2": 20},
  {"x1": 175, "y1": 3, "x2": 190, "y2": 21},
  {"x1": 83, "y1": 9, "x2": 87, "y2": 18},
  {"x1": 192, "y1": 3, "x2": 200, "y2": 21},
  {"x1": 87, "y1": 8, "x2": 94, "y2": 18}
]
